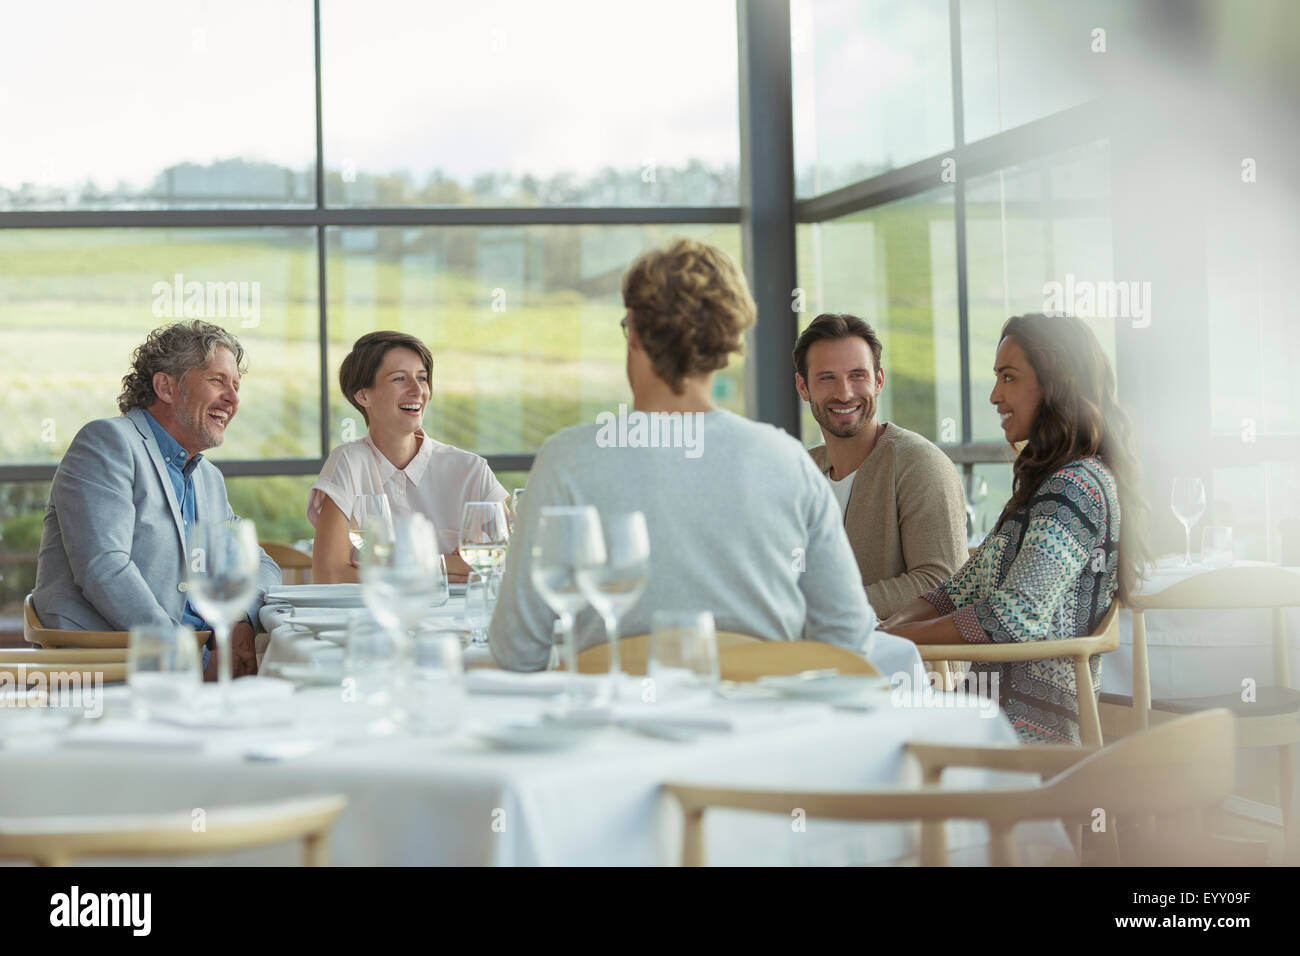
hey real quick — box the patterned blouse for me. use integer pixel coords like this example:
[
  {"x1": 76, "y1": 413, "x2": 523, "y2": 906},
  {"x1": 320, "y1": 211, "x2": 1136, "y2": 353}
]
[{"x1": 921, "y1": 457, "x2": 1121, "y2": 745}]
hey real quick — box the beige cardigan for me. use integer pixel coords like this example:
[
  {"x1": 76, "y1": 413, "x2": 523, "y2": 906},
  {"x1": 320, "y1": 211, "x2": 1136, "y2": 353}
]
[{"x1": 809, "y1": 424, "x2": 969, "y2": 619}]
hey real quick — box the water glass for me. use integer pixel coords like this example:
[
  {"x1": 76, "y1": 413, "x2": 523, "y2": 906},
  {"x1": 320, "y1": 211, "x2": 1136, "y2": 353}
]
[
  {"x1": 463, "y1": 573, "x2": 492, "y2": 645},
  {"x1": 647, "y1": 610, "x2": 718, "y2": 703},
  {"x1": 127, "y1": 624, "x2": 202, "y2": 719},
  {"x1": 344, "y1": 612, "x2": 403, "y2": 711},
  {"x1": 1201, "y1": 526, "x2": 1234, "y2": 569},
  {"x1": 403, "y1": 625, "x2": 466, "y2": 735}
]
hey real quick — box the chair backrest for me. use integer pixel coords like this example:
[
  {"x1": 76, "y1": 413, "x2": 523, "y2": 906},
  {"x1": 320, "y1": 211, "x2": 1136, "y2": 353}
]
[
  {"x1": 24, "y1": 594, "x2": 128, "y2": 649},
  {"x1": 717, "y1": 640, "x2": 880, "y2": 681},
  {"x1": 1129, "y1": 566, "x2": 1300, "y2": 611},
  {"x1": 1037, "y1": 708, "x2": 1235, "y2": 821},
  {"x1": 1, "y1": 647, "x2": 129, "y2": 685},
  {"x1": 260, "y1": 542, "x2": 313, "y2": 586},
  {"x1": 0, "y1": 795, "x2": 348, "y2": 867},
  {"x1": 576, "y1": 632, "x2": 761, "y2": 676}
]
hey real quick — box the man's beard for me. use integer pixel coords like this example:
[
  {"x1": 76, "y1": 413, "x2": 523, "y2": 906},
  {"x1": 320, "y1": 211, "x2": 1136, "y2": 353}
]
[
  {"x1": 176, "y1": 389, "x2": 223, "y2": 450},
  {"x1": 816, "y1": 391, "x2": 876, "y2": 439}
]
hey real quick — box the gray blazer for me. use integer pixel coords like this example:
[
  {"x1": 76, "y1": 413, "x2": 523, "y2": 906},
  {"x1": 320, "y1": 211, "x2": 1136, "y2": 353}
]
[{"x1": 33, "y1": 408, "x2": 281, "y2": 631}]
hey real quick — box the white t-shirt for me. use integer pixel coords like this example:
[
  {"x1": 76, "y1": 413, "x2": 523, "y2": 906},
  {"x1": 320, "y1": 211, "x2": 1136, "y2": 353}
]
[
  {"x1": 828, "y1": 469, "x2": 856, "y2": 516},
  {"x1": 308, "y1": 431, "x2": 507, "y2": 553}
]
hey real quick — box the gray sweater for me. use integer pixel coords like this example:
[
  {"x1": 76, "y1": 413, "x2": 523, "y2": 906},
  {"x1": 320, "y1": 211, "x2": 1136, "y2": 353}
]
[{"x1": 488, "y1": 408, "x2": 877, "y2": 671}]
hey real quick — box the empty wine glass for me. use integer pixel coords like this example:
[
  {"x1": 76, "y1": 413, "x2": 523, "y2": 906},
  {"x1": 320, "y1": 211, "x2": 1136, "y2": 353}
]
[
  {"x1": 576, "y1": 511, "x2": 649, "y2": 697},
  {"x1": 350, "y1": 494, "x2": 393, "y2": 563},
  {"x1": 361, "y1": 513, "x2": 440, "y2": 650},
  {"x1": 531, "y1": 506, "x2": 606, "y2": 704},
  {"x1": 186, "y1": 519, "x2": 261, "y2": 719},
  {"x1": 1170, "y1": 478, "x2": 1207, "y2": 567}
]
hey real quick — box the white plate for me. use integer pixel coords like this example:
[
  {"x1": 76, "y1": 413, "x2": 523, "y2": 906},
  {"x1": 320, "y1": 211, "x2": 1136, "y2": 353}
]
[
  {"x1": 756, "y1": 674, "x2": 890, "y2": 702},
  {"x1": 266, "y1": 584, "x2": 366, "y2": 609},
  {"x1": 473, "y1": 718, "x2": 605, "y2": 752}
]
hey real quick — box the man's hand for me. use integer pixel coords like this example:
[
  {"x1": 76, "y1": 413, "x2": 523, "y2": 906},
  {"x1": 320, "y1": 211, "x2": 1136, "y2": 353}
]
[{"x1": 231, "y1": 619, "x2": 259, "y2": 677}]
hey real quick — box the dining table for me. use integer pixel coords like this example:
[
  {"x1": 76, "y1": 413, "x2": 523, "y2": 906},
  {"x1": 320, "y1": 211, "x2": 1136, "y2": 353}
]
[{"x1": 0, "y1": 585, "x2": 1075, "y2": 867}]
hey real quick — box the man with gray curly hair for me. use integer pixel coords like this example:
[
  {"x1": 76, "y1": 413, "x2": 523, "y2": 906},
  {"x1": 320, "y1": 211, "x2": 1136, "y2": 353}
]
[{"x1": 34, "y1": 320, "x2": 281, "y2": 680}]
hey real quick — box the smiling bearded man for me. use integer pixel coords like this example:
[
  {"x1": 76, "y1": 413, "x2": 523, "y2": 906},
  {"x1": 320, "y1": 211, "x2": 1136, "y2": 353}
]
[
  {"x1": 793, "y1": 313, "x2": 968, "y2": 619},
  {"x1": 33, "y1": 320, "x2": 281, "y2": 680}
]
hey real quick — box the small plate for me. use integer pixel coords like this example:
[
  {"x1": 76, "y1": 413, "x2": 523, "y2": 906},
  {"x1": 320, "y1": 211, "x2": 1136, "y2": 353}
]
[
  {"x1": 267, "y1": 584, "x2": 366, "y2": 609},
  {"x1": 473, "y1": 718, "x2": 605, "y2": 752},
  {"x1": 756, "y1": 674, "x2": 890, "y2": 702}
]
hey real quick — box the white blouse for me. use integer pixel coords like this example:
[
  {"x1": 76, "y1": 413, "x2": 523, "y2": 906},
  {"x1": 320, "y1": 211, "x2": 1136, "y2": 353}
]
[{"x1": 308, "y1": 431, "x2": 507, "y2": 553}]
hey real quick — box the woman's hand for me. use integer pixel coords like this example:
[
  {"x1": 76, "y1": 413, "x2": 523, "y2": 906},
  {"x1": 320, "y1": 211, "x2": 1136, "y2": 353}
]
[{"x1": 880, "y1": 595, "x2": 943, "y2": 632}]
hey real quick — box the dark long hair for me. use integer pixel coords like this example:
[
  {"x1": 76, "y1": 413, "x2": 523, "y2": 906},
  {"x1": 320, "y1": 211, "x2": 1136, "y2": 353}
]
[{"x1": 995, "y1": 313, "x2": 1149, "y2": 601}]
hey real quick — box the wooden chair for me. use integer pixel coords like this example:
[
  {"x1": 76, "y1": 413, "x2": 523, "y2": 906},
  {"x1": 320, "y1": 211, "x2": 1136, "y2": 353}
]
[
  {"x1": 0, "y1": 795, "x2": 348, "y2": 866},
  {"x1": 715, "y1": 640, "x2": 879, "y2": 681},
  {"x1": 665, "y1": 709, "x2": 1234, "y2": 866},
  {"x1": 24, "y1": 594, "x2": 210, "y2": 654},
  {"x1": 914, "y1": 600, "x2": 1122, "y2": 749},
  {"x1": 1, "y1": 648, "x2": 129, "y2": 684},
  {"x1": 260, "y1": 542, "x2": 313, "y2": 586},
  {"x1": 575, "y1": 631, "x2": 761, "y2": 676},
  {"x1": 1119, "y1": 566, "x2": 1300, "y2": 846}
]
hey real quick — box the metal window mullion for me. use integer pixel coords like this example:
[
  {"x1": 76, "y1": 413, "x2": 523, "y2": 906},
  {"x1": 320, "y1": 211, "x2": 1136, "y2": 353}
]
[
  {"x1": 314, "y1": 0, "x2": 330, "y2": 463},
  {"x1": 950, "y1": 0, "x2": 972, "y2": 445}
]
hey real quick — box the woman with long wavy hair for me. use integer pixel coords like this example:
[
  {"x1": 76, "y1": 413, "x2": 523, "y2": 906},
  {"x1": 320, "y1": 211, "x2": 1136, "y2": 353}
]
[{"x1": 882, "y1": 313, "x2": 1149, "y2": 744}]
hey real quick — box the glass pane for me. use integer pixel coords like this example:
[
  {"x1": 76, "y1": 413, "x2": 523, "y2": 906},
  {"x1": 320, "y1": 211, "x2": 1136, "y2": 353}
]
[
  {"x1": 226, "y1": 475, "x2": 318, "y2": 553},
  {"x1": 961, "y1": 0, "x2": 1131, "y2": 143},
  {"x1": 0, "y1": 481, "x2": 48, "y2": 622},
  {"x1": 322, "y1": 0, "x2": 738, "y2": 206},
  {"x1": 964, "y1": 141, "x2": 1114, "y2": 442},
  {"x1": 795, "y1": 186, "x2": 960, "y2": 446},
  {"x1": 0, "y1": 228, "x2": 321, "y2": 464},
  {"x1": 969, "y1": 460, "x2": 1014, "y2": 545},
  {"x1": 0, "y1": 1, "x2": 315, "y2": 209},
  {"x1": 324, "y1": 225, "x2": 744, "y2": 455},
  {"x1": 792, "y1": 0, "x2": 952, "y2": 197}
]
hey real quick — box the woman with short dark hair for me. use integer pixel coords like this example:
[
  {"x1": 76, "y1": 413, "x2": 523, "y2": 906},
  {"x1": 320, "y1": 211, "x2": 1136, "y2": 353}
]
[
  {"x1": 882, "y1": 313, "x2": 1149, "y2": 744},
  {"x1": 309, "y1": 331, "x2": 507, "y2": 583}
]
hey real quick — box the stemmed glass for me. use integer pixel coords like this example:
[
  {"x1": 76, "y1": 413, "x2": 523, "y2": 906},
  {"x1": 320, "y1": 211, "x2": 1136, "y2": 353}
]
[
  {"x1": 576, "y1": 511, "x2": 649, "y2": 698},
  {"x1": 531, "y1": 506, "x2": 607, "y2": 703},
  {"x1": 350, "y1": 494, "x2": 393, "y2": 563},
  {"x1": 459, "y1": 501, "x2": 510, "y2": 644},
  {"x1": 361, "y1": 513, "x2": 440, "y2": 652},
  {"x1": 186, "y1": 519, "x2": 261, "y2": 719},
  {"x1": 1170, "y1": 477, "x2": 1207, "y2": 567}
]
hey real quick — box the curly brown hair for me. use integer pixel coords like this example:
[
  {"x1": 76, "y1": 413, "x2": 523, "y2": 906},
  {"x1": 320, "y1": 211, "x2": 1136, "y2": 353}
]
[
  {"x1": 996, "y1": 313, "x2": 1150, "y2": 601},
  {"x1": 621, "y1": 238, "x2": 756, "y2": 394},
  {"x1": 117, "y1": 320, "x2": 247, "y2": 414}
]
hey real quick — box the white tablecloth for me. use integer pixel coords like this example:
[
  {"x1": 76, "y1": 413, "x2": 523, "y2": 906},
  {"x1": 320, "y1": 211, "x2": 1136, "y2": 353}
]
[
  {"x1": 0, "y1": 685, "x2": 1071, "y2": 866},
  {"x1": 1100, "y1": 562, "x2": 1300, "y2": 700}
]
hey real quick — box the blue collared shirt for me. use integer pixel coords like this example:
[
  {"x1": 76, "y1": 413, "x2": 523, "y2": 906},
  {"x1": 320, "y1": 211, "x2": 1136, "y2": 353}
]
[{"x1": 142, "y1": 410, "x2": 210, "y2": 636}]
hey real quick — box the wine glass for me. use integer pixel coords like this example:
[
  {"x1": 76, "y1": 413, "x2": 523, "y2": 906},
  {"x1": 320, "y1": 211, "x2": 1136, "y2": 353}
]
[
  {"x1": 361, "y1": 513, "x2": 440, "y2": 650},
  {"x1": 530, "y1": 506, "x2": 607, "y2": 704},
  {"x1": 349, "y1": 494, "x2": 393, "y2": 563},
  {"x1": 509, "y1": 487, "x2": 525, "y2": 531},
  {"x1": 186, "y1": 520, "x2": 261, "y2": 719},
  {"x1": 576, "y1": 511, "x2": 649, "y2": 698},
  {"x1": 1170, "y1": 477, "x2": 1207, "y2": 567},
  {"x1": 459, "y1": 501, "x2": 510, "y2": 643}
]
